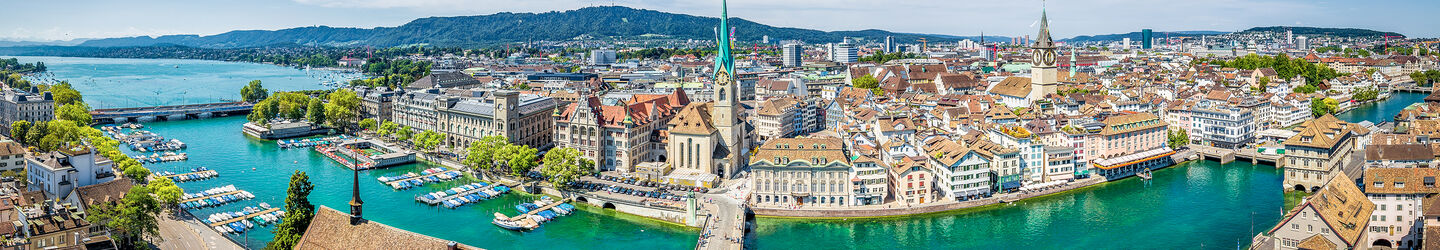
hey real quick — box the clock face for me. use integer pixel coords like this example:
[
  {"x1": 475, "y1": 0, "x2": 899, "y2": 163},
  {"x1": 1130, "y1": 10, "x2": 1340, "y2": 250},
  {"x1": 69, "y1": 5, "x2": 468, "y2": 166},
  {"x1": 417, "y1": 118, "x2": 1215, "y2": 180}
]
[
  {"x1": 1034, "y1": 50, "x2": 1057, "y2": 66},
  {"x1": 1043, "y1": 50, "x2": 1057, "y2": 66},
  {"x1": 716, "y1": 71, "x2": 731, "y2": 86}
]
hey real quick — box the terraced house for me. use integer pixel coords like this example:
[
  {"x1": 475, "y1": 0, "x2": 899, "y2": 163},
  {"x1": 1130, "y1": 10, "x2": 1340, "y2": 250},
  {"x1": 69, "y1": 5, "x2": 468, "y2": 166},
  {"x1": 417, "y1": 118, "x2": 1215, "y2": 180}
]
[
  {"x1": 1283, "y1": 114, "x2": 1361, "y2": 192},
  {"x1": 750, "y1": 137, "x2": 853, "y2": 207}
]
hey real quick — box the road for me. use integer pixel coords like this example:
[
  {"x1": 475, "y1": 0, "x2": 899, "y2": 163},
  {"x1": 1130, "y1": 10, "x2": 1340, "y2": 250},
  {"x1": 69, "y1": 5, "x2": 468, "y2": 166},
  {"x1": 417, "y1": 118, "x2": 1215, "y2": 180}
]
[
  {"x1": 696, "y1": 179, "x2": 749, "y2": 250},
  {"x1": 155, "y1": 211, "x2": 246, "y2": 250}
]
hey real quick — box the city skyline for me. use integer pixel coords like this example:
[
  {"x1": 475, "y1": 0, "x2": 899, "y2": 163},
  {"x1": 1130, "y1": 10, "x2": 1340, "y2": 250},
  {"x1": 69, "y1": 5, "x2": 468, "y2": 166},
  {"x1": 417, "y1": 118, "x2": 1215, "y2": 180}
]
[{"x1": 3, "y1": 0, "x2": 1437, "y2": 42}]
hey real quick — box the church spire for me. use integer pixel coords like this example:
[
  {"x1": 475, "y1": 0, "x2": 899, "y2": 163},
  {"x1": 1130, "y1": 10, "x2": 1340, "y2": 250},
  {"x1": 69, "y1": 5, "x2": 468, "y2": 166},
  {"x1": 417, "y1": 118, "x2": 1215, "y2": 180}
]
[
  {"x1": 1033, "y1": 2, "x2": 1055, "y2": 49},
  {"x1": 714, "y1": 0, "x2": 734, "y2": 77},
  {"x1": 349, "y1": 168, "x2": 364, "y2": 225}
]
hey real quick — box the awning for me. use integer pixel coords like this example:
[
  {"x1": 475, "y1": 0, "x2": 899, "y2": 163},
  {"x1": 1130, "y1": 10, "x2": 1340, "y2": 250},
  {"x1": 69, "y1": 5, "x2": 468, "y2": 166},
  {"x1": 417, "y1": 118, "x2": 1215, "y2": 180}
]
[{"x1": 1092, "y1": 148, "x2": 1175, "y2": 170}]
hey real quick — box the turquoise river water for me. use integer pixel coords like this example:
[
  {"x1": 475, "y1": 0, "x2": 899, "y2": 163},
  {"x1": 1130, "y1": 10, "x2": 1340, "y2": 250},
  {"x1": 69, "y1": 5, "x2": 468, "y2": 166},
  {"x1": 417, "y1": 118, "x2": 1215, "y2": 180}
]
[{"x1": 13, "y1": 56, "x2": 1422, "y2": 249}]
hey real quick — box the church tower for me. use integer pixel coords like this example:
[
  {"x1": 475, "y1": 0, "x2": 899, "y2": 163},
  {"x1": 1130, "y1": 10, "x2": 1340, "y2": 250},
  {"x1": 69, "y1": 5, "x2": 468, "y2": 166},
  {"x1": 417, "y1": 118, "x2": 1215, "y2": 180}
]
[
  {"x1": 712, "y1": 0, "x2": 744, "y2": 178},
  {"x1": 1027, "y1": 6, "x2": 1060, "y2": 101}
]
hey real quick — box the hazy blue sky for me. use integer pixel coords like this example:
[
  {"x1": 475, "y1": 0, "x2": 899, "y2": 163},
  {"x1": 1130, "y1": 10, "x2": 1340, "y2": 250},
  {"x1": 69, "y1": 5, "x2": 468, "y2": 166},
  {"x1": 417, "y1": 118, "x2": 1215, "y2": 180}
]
[{"x1": 3, "y1": 0, "x2": 1435, "y2": 41}]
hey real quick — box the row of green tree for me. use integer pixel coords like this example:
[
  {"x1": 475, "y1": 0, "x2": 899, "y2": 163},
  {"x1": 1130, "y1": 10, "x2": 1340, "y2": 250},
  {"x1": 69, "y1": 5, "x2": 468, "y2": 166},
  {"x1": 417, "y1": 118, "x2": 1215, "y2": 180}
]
[
  {"x1": 0, "y1": 58, "x2": 45, "y2": 73},
  {"x1": 1202, "y1": 54, "x2": 1342, "y2": 94},
  {"x1": 348, "y1": 58, "x2": 432, "y2": 88},
  {"x1": 1411, "y1": 70, "x2": 1440, "y2": 87},
  {"x1": 245, "y1": 81, "x2": 361, "y2": 130},
  {"x1": 857, "y1": 52, "x2": 922, "y2": 64},
  {"x1": 459, "y1": 136, "x2": 595, "y2": 190}
]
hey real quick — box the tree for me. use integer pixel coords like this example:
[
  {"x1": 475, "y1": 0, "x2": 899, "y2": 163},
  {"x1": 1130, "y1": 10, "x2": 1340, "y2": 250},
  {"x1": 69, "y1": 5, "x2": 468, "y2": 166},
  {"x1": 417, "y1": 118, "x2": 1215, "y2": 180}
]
[
  {"x1": 1311, "y1": 97, "x2": 1339, "y2": 118},
  {"x1": 359, "y1": 118, "x2": 377, "y2": 131},
  {"x1": 47, "y1": 82, "x2": 83, "y2": 106},
  {"x1": 1167, "y1": 129, "x2": 1190, "y2": 149},
  {"x1": 852, "y1": 74, "x2": 883, "y2": 96},
  {"x1": 9, "y1": 121, "x2": 29, "y2": 144},
  {"x1": 1352, "y1": 87, "x2": 1380, "y2": 102},
  {"x1": 1257, "y1": 77, "x2": 1271, "y2": 91},
  {"x1": 540, "y1": 147, "x2": 595, "y2": 192},
  {"x1": 147, "y1": 178, "x2": 183, "y2": 210},
  {"x1": 412, "y1": 130, "x2": 443, "y2": 151},
  {"x1": 124, "y1": 165, "x2": 152, "y2": 183},
  {"x1": 463, "y1": 136, "x2": 508, "y2": 174},
  {"x1": 305, "y1": 98, "x2": 325, "y2": 123},
  {"x1": 377, "y1": 121, "x2": 398, "y2": 138},
  {"x1": 266, "y1": 171, "x2": 316, "y2": 250},
  {"x1": 57, "y1": 103, "x2": 93, "y2": 125},
  {"x1": 88, "y1": 186, "x2": 161, "y2": 249},
  {"x1": 500, "y1": 144, "x2": 539, "y2": 177},
  {"x1": 323, "y1": 89, "x2": 361, "y2": 130},
  {"x1": 396, "y1": 126, "x2": 414, "y2": 141},
  {"x1": 25, "y1": 121, "x2": 46, "y2": 146},
  {"x1": 1292, "y1": 84, "x2": 1320, "y2": 94},
  {"x1": 240, "y1": 80, "x2": 270, "y2": 103}
]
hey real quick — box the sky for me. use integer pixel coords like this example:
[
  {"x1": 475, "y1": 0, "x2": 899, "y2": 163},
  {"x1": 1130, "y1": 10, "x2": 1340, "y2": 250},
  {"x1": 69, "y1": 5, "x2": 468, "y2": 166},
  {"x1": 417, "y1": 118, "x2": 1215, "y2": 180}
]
[{"x1": 3, "y1": 0, "x2": 1436, "y2": 42}]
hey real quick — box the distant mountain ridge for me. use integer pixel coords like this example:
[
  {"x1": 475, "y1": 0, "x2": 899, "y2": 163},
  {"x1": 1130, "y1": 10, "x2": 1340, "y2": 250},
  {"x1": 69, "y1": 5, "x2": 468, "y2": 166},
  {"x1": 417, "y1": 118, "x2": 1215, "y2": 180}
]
[
  {"x1": 1061, "y1": 31, "x2": 1229, "y2": 43},
  {"x1": 77, "y1": 6, "x2": 977, "y2": 48},
  {"x1": 1242, "y1": 26, "x2": 1404, "y2": 38}
]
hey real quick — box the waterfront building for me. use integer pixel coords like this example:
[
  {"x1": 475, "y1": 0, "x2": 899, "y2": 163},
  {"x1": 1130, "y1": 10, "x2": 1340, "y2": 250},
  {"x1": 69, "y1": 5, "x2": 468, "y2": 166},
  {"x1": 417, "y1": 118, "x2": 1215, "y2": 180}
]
[
  {"x1": 0, "y1": 141, "x2": 24, "y2": 174},
  {"x1": 1189, "y1": 99, "x2": 1256, "y2": 149},
  {"x1": 1362, "y1": 167, "x2": 1438, "y2": 249},
  {"x1": 26, "y1": 146, "x2": 116, "y2": 199},
  {"x1": 749, "y1": 137, "x2": 853, "y2": 207},
  {"x1": 1042, "y1": 146, "x2": 1075, "y2": 183},
  {"x1": 553, "y1": 90, "x2": 688, "y2": 172},
  {"x1": 391, "y1": 89, "x2": 442, "y2": 132},
  {"x1": 923, "y1": 138, "x2": 992, "y2": 201},
  {"x1": 1283, "y1": 115, "x2": 1358, "y2": 192},
  {"x1": 666, "y1": 3, "x2": 750, "y2": 180},
  {"x1": 1267, "y1": 172, "x2": 1374, "y2": 250},
  {"x1": 988, "y1": 125, "x2": 1045, "y2": 184},
  {"x1": 435, "y1": 90, "x2": 557, "y2": 150},
  {"x1": 1085, "y1": 112, "x2": 1174, "y2": 181},
  {"x1": 850, "y1": 155, "x2": 888, "y2": 206},
  {"x1": 0, "y1": 87, "x2": 54, "y2": 136},
  {"x1": 782, "y1": 43, "x2": 802, "y2": 68},
  {"x1": 890, "y1": 156, "x2": 934, "y2": 205},
  {"x1": 355, "y1": 87, "x2": 398, "y2": 122}
]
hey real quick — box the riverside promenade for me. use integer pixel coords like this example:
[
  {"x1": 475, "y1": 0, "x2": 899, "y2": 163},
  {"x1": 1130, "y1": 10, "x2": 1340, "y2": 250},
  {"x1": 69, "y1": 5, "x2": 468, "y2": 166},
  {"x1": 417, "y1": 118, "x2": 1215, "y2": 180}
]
[{"x1": 753, "y1": 177, "x2": 1105, "y2": 218}]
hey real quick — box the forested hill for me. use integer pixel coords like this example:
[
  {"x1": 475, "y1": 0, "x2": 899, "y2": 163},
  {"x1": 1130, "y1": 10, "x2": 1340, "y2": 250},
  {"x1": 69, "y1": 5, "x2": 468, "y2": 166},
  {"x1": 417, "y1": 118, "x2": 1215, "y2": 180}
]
[
  {"x1": 1242, "y1": 26, "x2": 1403, "y2": 38},
  {"x1": 78, "y1": 6, "x2": 966, "y2": 48}
]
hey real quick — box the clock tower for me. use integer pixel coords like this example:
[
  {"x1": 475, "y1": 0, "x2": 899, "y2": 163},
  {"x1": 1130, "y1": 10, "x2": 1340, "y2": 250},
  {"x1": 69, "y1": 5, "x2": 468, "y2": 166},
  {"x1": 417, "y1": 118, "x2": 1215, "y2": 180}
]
[
  {"x1": 711, "y1": 0, "x2": 744, "y2": 178},
  {"x1": 1027, "y1": 7, "x2": 1059, "y2": 102}
]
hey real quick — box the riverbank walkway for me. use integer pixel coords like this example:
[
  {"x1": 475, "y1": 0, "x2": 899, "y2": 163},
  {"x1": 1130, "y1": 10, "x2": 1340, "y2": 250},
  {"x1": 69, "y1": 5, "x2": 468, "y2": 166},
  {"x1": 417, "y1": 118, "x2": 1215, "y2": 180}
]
[
  {"x1": 180, "y1": 190, "x2": 244, "y2": 203},
  {"x1": 207, "y1": 208, "x2": 280, "y2": 227}
]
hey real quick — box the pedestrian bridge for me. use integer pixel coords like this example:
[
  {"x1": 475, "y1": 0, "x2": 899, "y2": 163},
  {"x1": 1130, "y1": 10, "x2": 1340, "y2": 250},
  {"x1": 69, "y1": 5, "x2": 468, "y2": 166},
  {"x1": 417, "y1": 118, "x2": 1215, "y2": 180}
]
[{"x1": 90, "y1": 101, "x2": 253, "y2": 124}]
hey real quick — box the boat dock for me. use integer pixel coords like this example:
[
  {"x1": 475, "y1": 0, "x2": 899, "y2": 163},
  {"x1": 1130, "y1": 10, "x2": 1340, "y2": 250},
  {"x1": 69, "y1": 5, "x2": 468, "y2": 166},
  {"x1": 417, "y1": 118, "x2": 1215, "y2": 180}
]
[
  {"x1": 499, "y1": 198, "x2": 574, "y2": 223},
  {"x1": 418, "y1": 182, "x2": 509, "y2": 205},
  {"x1": 207, "y1": 208, "x2": 280, "y2": 227},
  {"x1": 153, "y1": 170, "x2": 218, "y2": 182},
  {"x1": 380, "y1": 168, "x2": 457, "y2": 189},
  {"x1": 181, "y1": 190, "x2": 244, "y2": 203}
]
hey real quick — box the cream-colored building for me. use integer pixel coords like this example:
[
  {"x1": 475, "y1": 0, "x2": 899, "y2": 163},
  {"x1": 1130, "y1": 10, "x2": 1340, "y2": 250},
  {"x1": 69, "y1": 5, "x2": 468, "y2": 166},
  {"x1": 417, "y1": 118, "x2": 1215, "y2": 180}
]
[
  {"x1": 750, "y1": 137, "x2": 852, "y2": 207},
  {"x1": 435, "y1": 90, "x2": 557, "y2": 150},
  {"x1": 1283, "y1": 114, "x2": 1360, "y2": 192},
  {"x1": 554, "y1": 90, "x2": 688, "y2": 172},
  {"x1": 0, "y1": 87, "x2": 54, "y2": 135},
  {"x1": 1267, "y1": 172, "x2": 1374, "y2": 250}
]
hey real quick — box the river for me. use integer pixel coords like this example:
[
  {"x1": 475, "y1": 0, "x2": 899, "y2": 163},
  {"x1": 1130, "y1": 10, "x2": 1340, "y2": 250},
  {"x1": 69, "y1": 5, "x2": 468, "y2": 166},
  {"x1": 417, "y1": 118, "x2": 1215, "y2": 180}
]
[
  {"x1": 25, "y1": 56, "x2": 1424, "y2": 249},
  {"x1": 6, "y1": 56, "x2": 359, "y2": 109}
]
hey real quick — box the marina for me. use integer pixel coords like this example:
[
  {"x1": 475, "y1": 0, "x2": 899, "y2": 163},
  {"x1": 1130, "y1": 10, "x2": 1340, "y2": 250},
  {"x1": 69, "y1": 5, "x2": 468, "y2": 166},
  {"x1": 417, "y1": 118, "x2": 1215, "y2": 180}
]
[
  {"x1": 416, "y1": 182, "x2": 512, "y2": 208},
  {"x1": 152, "y1": 168, "x2": 218, "y2": 183},
  {"x1": 104, "y1": 125, "x2": 189, "y2": 152},
  {"x1": 130, "y1": 152, "x2": 189, "y2": 163},
  {"x1": 179, "y1": 185, "x2": 255, "y2": 209},
  {"x1": 276, "y1": 135, "x2": 349, "y2": 149},
  {"x1": 492, "y1": 197, "x2": 576, "y2": 231},
  {"x1": 377, "y1": 167, "x2": 462, "y2": 190},
  {"x1": 206, "y1": 206, "x2": 285, "y2": 234}
]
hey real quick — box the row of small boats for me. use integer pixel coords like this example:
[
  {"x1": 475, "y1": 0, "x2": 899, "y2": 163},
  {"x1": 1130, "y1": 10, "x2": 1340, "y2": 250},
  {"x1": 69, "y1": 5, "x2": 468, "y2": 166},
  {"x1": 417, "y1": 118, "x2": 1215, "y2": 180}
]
[
  {"x1": 131, "y1": 152, "x2": 188, "y2": 163},
  {"x1": 156, "y1": 167, "x2": 217, "y2": 182},
  {"x1": 209, "y1": 206, "x2": 286, "y2": 234},
  {"x1": 493, "y1": 197, "x2": 575, "y2": 231},
  {"x1": 181, "y1": 191, "x2": 254, "y2": 209},
  {"x1": 380, "y1": 168, "x2": 461, "y2": 190},
  {"x1": 418, "y1": 182, "x2": 512, "y2": 208},
  {"x1": 277, "y1": 135, "x2": 349, "y2": 149}
]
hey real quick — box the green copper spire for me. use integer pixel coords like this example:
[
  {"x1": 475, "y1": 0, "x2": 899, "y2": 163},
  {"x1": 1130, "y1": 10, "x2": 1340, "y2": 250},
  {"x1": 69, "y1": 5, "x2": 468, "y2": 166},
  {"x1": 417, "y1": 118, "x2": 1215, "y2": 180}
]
[{"x1": 715, "y1": 0, "x2": 734, "y2": 77}]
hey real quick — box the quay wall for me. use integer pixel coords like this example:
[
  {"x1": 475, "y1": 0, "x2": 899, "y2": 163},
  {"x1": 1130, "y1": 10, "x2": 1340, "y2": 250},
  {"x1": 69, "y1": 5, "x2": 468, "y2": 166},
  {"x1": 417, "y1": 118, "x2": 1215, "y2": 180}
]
[{"x1": 753, "y1": 178, "x2": 1105, "y2": 218}]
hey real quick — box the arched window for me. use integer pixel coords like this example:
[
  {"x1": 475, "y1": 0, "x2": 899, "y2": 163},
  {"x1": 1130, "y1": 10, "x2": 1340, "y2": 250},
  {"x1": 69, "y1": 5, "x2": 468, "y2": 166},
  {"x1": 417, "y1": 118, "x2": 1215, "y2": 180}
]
[{"x1": 720, "y1": 89, "x2": 727, "y2": 101}]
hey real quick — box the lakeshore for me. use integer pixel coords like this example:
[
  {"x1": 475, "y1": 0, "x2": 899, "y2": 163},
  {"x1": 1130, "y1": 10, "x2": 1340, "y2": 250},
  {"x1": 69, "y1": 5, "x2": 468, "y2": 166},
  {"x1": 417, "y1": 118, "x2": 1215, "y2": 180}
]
[{"x1": 6, "y1": 56, "x2": 360, "y2": 108}]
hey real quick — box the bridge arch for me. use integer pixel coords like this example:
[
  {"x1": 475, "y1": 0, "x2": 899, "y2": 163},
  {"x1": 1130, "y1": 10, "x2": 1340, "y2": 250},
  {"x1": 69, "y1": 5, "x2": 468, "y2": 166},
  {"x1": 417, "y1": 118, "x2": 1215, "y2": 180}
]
[{"x1": 602, "y1": 202, "x2": 616, "y2": 210}]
